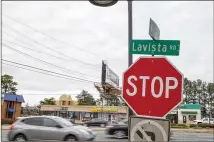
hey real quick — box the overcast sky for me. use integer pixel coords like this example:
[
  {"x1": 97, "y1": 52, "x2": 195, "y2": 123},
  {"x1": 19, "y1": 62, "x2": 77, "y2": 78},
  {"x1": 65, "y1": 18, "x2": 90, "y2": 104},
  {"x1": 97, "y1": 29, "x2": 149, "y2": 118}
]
[{"x1": 2, "y1": 1, "x2": 213, "y2": 106}]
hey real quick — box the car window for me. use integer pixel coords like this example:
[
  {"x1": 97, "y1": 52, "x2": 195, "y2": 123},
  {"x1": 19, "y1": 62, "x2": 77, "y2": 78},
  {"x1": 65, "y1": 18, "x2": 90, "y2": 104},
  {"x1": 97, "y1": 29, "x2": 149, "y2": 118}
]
[
  {"x1": 43, "y1": 118, "x2": 58, "y2": 127},
  {"x1": 203, "y1": 118, "x2": 208, "y2": 121},
  {"x1": 22, "y1": 117, "x2": 43, "y2": 126},
  {"x1": 54, "y1": 117, "x2": 73, "y2": 127},
  {"x1": 210, "y1": 118, "x2": 214, "y2": 121},
  {"x1": 91, "y1": 119, "x2": 100, "y2": 122}
]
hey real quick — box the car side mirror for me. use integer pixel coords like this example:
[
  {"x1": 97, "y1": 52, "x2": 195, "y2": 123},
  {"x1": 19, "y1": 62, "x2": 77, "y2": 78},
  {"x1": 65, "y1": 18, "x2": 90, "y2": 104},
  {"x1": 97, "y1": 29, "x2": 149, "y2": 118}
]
[{"x1": 55, "y1": 124, "x2": 63, "y2": 128}]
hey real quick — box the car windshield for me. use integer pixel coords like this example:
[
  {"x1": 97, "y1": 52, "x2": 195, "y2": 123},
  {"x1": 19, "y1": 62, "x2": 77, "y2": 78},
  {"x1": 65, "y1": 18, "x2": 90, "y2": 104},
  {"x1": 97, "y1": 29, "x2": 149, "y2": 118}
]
[{"x1": 54, "y1": 117, "x2": 74, "y2": 127}]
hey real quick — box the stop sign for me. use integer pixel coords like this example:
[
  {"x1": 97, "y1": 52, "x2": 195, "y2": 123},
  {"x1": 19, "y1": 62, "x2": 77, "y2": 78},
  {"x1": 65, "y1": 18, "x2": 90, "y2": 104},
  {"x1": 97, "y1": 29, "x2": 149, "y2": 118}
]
[{"x1": 122, "y1": 57, "x2": 183, "y2": 118}]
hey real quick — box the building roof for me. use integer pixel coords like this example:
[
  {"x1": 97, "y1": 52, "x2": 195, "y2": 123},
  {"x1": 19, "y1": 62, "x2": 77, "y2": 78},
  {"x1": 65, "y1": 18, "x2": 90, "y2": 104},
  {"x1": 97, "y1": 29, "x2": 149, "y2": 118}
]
[
  {"x1": 179, "y1": 104, "x2": 200, "y2": 109},
  {"x1": 3, "y1": 93, "x2": 25, "y2": 103}
]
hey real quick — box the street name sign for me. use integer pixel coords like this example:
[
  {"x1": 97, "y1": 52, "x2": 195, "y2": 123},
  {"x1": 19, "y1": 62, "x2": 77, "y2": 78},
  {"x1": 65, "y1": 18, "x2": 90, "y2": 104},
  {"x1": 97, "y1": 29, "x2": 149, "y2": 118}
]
[
  {"x1": 122, "y1": 56, "x2": 183, "y2": 118},
  {"x1": 149, "y1": 18, "x2": 160, "y2": 40},
  {"x1": 130, "y1": 40, "x2": 180, "y2": 56},
  {"x1": 129, "y1": 116, "x2": 170, "y2": 141}
]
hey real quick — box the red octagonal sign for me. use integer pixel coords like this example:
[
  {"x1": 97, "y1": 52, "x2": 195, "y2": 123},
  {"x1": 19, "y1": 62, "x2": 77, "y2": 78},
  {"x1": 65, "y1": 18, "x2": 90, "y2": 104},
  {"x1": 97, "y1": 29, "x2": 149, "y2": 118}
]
[{"x1": 122, "y1": 57, "x2": 183, "y2": 118}]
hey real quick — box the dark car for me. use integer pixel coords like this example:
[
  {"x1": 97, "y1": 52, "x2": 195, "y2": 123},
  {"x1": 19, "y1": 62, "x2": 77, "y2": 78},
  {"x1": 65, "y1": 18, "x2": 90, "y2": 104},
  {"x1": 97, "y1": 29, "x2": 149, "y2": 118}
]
[
  {"x1": 106, "y1": 118, "x2": 128, "y2": 139},
  {"x1": 83, "y1": 118, "x2": 109, "y2": 127},
  {"x1": 107, "y1": 118, "x2": 173, "y2": 140}
]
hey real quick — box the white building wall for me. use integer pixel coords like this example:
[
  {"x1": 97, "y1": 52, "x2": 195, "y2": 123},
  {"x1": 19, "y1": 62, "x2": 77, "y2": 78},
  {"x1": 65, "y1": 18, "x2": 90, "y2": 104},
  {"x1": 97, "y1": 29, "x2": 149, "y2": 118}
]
[{"x1": 177, "y1": 109, "x2": 201, "y2": 124}]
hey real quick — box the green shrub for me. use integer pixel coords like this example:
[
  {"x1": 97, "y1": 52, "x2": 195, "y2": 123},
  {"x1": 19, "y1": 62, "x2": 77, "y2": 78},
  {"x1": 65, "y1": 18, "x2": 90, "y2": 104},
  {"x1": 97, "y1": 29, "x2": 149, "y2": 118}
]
[
  {"x1": 189, "y1": 124, "x2": 197, "y2": 128},
  {"x1": 1, "y1": 118, "x2": 14, "y2": 124},
  {"x1": 171, "y1": 126, "x2": 188, "y2": 129},
  {"x1": 171, "y1": 124, "x2": 189, "y2": 128},
  {"x1": 198, "y1": 123, "x2": 214, "y2": 128},
  {"x1": 176, "y1": 124, "x2": 188, "y2": 127}
]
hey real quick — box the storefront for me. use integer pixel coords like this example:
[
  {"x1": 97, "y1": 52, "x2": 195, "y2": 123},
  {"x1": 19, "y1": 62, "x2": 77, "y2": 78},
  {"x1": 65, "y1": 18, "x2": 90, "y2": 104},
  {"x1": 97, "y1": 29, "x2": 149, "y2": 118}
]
[
  {"x1": 40, "y1": 105, "x2": 128, "y2": 123},
  {"x1": 177, "y1": 104, "x2": 201, "y2": 124}
]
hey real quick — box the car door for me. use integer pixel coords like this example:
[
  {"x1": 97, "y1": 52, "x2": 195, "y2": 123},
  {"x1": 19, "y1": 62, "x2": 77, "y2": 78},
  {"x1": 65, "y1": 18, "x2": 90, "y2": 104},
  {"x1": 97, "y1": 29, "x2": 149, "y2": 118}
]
[
  {"x1": 40, "y1": 117, "x2": 64, "y2": 140},
  {"x1": 90, "y1": 119, "x2": 99, "y2": 126},
  {"x1": 21, "y1": 117, "x2": 43, "y2": 140},
  {"x1": 202, "y1": 118, "x2": 209, "y2": 123}
]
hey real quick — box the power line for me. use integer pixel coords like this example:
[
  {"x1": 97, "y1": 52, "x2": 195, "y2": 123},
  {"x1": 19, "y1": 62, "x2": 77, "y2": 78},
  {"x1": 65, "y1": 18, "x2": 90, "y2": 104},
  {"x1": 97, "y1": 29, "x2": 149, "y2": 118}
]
[
  {"x1": 2, "y1": 38, "x2": 101, "y2": 72},
  {"x1": 3, "y1": 43, "x2": 101, "y2": 79},
  {"x1": 3, "y1": 14, "x2": 101, "y2": 56},
  {"x1": 2, "y1": 59, "x2": 96, "y2": 83},
  {"x1": 2, "y1": 23, "x2": 102, "y2": 68},
  {"x1": 3, "y1": 13, "x2": 124, "y2": 62},
  {"x1": 2, "y1": 62, "x2": 89, "y2": 84}
]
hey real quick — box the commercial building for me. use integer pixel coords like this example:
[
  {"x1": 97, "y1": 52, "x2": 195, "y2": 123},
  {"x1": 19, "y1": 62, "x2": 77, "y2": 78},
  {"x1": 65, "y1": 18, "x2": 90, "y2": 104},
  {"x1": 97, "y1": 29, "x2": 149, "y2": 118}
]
[
  {"x1": 40, "y1": 95, "x2": 202, "y2": 124},
  {"x1": 1, "y1": 93, "x2": 25, "y2": 121},
  {"x1": 40, "y1": 95, "x2": 128, "y2": 123},
  {"x1": 177, "y1": 104, "x2": 201, "y2": 124}
]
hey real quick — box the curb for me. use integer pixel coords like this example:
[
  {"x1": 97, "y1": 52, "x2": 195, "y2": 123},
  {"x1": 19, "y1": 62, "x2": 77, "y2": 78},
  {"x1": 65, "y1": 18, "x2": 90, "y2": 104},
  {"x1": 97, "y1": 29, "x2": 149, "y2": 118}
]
[{"x1": 171, "y1": 129, "x2": 214, "y2": 134}]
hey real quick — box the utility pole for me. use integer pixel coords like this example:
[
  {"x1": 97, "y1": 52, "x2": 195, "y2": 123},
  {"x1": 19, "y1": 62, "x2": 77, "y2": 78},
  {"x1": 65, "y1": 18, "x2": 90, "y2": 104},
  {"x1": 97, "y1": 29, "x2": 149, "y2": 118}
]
[{"x1": 128, "y1": 0, "x2": 134, "y2": 117}]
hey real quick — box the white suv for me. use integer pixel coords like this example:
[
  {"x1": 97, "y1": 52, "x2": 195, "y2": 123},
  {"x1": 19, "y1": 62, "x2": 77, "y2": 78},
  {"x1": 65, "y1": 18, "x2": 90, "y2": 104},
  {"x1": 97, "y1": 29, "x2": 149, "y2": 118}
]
[{"x1": 193, "y1": 118, "x2": 214, "y2": 124}]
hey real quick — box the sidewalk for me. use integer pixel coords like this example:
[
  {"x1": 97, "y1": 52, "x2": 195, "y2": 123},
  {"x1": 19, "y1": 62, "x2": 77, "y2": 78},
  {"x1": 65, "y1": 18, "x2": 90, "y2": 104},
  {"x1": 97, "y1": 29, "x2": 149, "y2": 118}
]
[{"x1": 171, "y1": 128, "x2": 214, "y2": 133}]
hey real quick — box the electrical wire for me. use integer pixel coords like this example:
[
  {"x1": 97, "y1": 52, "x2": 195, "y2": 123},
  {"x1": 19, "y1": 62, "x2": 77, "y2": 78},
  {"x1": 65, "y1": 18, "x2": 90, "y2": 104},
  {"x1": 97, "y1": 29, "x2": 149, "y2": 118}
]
[
  {"x1": 2, "y1": 13, "x2": 124, "y2": 62},
  {"x1": 2, "y1": 38, "x2": 101, "y2": 71},
  {"x1": 2, "y1": 62, "x2": 89, "y2": 84},
  {"x1": 3, "y1": 43, "x2": 101, "y2": 79},
  {"x1": 2, "y1": 59, "x2": 97, "y2": 83},
  {"x1": 2, "y1": 23, "x2": 102, "y2": 68}
]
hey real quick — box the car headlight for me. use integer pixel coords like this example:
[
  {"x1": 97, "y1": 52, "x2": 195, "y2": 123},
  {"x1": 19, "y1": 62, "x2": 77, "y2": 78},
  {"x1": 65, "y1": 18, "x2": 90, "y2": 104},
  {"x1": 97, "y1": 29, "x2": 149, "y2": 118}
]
[{"x1": 79, "y1": 129, "x2": 90, "y2": 135}]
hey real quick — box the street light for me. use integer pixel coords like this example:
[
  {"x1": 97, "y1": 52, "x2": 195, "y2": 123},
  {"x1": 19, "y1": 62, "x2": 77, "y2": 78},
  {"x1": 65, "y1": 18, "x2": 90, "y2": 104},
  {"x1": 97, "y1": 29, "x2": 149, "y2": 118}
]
[
  {"x1": 89, "y1": 0, "x2": 118, "y2": 7},
  {"x1": 88, "y1": 0, "x2": 134, "y2": 133}
]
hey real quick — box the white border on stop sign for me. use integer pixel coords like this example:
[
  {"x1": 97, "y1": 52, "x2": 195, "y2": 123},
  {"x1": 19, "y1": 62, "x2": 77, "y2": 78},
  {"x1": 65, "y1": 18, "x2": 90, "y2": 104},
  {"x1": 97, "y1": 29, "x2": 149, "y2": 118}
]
[{"x1": 121, "y1": 56, "x2": 184, "y2": 119}]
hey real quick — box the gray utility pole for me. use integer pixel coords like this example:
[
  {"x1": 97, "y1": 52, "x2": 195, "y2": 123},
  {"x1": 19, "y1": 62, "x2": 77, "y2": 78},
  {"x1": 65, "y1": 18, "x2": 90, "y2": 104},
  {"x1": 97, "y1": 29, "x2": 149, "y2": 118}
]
[{"x1": 128, "y1": 0, "x2": 134, "y2": 117}]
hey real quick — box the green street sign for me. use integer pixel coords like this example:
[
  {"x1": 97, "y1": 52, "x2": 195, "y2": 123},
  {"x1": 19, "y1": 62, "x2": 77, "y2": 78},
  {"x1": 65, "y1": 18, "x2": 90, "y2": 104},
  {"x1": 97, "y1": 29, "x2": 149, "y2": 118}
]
[{"x1": 130, "y1": 40, "x2": 180, "y2": 56}]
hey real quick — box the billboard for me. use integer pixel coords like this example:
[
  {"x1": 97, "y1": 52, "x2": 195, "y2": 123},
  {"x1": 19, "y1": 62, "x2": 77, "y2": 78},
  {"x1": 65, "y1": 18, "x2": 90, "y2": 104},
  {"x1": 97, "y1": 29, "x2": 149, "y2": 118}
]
[{"x1": 101, "y1": 61, "x2": 119, "y2": 88}]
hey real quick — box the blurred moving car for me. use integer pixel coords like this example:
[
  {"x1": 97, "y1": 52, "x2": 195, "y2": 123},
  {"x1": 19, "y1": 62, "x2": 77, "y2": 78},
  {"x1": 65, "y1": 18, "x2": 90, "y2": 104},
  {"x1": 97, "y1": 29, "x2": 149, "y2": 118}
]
[
  {"x1": 83, "y1": 118, "x2": 109, "y2": 127},
  {"x1": 193, "y1": 118, "x2": 214, "y2": 124},
  {"x1": 106, "y1": 118, "x2": 172, "y2": 140},
  {"x1": 7, "y1": 116, "x2": 96, "y2": 141},
  {"x1": 106, "y1": 118, "x2": 128, "y2": 139}
]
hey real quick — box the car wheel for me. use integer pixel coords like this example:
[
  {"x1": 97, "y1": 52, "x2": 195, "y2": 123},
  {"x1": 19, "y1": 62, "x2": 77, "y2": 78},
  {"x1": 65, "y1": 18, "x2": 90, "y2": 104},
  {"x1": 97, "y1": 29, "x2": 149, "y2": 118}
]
[
  {"x1": 113, "y1": 130, "x2": 126, "y2": 139},
  {"x1": 100, "y1": 124, "x2": 106, "y2": 128},
  {"x1": 65, "y1": 135, "x2": 76, "y2": 141},
  {"x1": 14, "y1": 134, "x2": 26, "y2": 141}
]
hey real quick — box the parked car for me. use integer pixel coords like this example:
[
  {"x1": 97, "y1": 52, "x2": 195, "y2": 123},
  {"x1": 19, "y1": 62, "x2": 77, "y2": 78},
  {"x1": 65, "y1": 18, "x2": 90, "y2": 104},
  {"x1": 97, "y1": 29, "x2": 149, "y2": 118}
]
[
  {"x1": 7, "y1": 116, "x2": 96, "y2": 141},
  {"x1": 83, "y1": 118, "x2": 109, "y2": 127},
  {"x1": 106, "y1": 118, "x2": 128, "y2": 139},
  {"x1": 193, "y1": 118, "x2": 214, "y2": 124}
]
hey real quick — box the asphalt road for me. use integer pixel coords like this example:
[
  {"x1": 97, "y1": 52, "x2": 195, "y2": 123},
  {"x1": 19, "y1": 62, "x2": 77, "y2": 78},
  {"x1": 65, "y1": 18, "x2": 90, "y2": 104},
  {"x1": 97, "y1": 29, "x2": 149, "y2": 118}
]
[{"x1": 1, "y1": 130, "x2": 214, "y2": 141}]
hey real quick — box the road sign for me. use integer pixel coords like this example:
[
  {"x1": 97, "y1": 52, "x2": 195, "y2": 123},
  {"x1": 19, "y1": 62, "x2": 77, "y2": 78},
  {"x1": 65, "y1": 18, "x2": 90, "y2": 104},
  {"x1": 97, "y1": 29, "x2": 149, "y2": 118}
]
[
  {"x1": 130, "y1": 40, "x2": 180, "y2": 56},
  {"x1": 149, "y1": 18, "x2": 160, "y2": 40},
  {"x1": 122, "y1": 56, "x2": 183, "y2": 117},
  {"x1": 129, "y1": 116, "x2": 170, "y2": 141}
]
